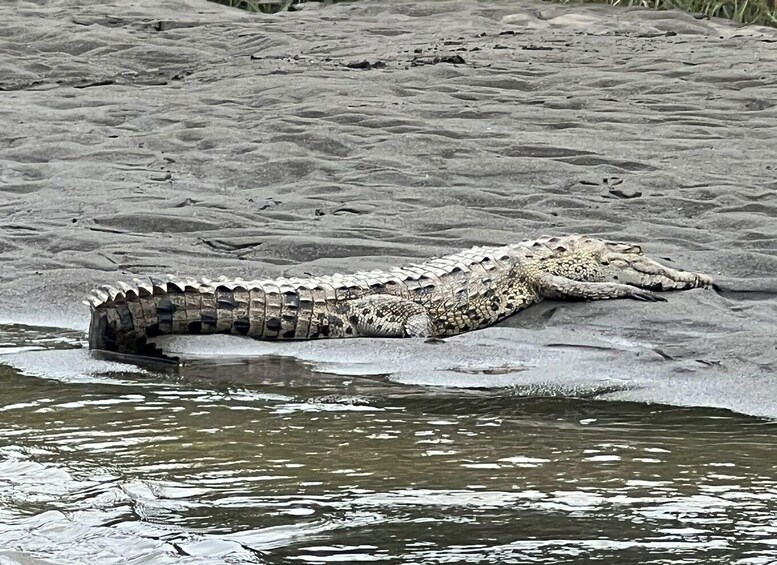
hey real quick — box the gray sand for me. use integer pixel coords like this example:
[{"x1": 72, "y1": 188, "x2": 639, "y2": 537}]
[{"x1": 1, "y1": 0, "x2": 775, "y2": 416}]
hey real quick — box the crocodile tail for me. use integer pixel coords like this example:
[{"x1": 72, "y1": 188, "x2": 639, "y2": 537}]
[{"x1": 86, "y1": 276, "x2": 254, "y2": 355}]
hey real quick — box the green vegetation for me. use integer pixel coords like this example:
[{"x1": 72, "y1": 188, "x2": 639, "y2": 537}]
[
  {"x1": 208, "y1": 0, "x2": 777, "y2": 27},
  {"x1": 208, "y1": 0, "x2": 303, "y2": 13},
  {"x1": 553, "y1": 0, "x2": 777, "y2": 27}
]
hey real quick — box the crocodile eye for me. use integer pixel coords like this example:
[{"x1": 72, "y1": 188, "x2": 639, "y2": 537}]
[{"x1": 611, "y1": 259, "x2": 629, "y2": 268}]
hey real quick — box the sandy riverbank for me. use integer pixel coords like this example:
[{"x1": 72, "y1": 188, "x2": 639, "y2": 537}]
[{"x1": 1, "y1": 0, "x2": 775, "y2": 415}]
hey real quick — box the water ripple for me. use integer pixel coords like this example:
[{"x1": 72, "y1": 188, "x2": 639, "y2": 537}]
[{"x1": 0, "y1": 323, "x2": 774, "y2": 563}]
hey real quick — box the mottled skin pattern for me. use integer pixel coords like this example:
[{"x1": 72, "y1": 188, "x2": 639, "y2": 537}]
[{"x1": 87, "y1": 235, "x2": 713, "y2": 356}]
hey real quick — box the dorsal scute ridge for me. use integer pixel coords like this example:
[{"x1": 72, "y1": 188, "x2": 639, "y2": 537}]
[
  {"x1": 101, "y1": 285, "x2": 123, "y2": 303},
  {"x1": 166, "y1": 276, "x2": 186, "y2": 293},
  {"x1": 85, "y1": 245, "x2": 504, "y2": 310}
]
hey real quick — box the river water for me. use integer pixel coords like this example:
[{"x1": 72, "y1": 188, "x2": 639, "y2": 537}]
[{"x1": 0, "y1": 323, "x2": 775, "y2": 564}]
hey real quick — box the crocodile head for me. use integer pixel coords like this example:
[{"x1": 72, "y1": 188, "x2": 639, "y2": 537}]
[
  {"x1": 534, "y1": 237, "x2": 712, "y2": 291},
  {"x1": 593, "y1": 241, "x2": 712, "y2": 290}
]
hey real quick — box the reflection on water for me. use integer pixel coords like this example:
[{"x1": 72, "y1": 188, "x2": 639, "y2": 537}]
[{"x1": 0, "y1": 324, "x2": 775, "y2": 564}]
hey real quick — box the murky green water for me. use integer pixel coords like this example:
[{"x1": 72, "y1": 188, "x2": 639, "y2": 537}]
[{"x1": 0, "y1": 324, "x2": 775, "y2": 564}]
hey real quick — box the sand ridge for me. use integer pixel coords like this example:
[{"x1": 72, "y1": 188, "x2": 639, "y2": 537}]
[{"x1": 0, "y1": 0, "x2": 775, "y2": 413}]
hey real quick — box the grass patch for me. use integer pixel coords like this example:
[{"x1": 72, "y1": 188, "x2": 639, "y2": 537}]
[
  {"x1": 208, "y1": 0, "x2": 298, "y2": 13},
  {"x1": 208, "y1": 0, "x2": 777, "y2": 27},
  {"x1": 551, "y1": 0, "x2": 777, "y2": 27},
  {"x1": 207, "y1": 0, "x2": 330, "y2": 13}
]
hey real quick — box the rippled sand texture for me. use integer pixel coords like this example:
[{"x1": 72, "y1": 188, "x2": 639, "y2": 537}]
[{"x1": 1, "y1": 1, "x2": 776, "y2": 408}]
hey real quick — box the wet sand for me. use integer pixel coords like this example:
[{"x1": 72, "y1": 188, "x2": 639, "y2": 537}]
[{"x1": 1, "y1": 0, "x2": 776, "y2": 416}]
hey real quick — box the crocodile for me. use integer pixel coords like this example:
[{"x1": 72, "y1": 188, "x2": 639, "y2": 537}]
[{"x1": 87, "y1": 235, "x2": 712, "y2": 356}]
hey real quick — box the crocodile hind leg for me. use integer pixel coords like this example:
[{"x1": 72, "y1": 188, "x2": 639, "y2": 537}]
[{"x1": 341, "y1": 295, "x2": 434, "y2": 337}]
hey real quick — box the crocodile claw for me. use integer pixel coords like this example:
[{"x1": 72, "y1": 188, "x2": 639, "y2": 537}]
[{"x1": 629, "y1": 289, "x2": 667, "y2": 302}]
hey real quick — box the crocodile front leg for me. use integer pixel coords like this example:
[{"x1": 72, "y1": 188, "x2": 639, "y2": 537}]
[
  {"x1": 537, "y1": 273, "x2": 667, "y2": 302},
  {"x1": 340, "y1": 295, "x2": 434, "y2": 337}
]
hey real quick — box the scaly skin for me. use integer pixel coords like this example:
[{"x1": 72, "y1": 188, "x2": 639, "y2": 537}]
[{"x1": 87, "y1": 235, "x2": 713, "y2": 356}]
